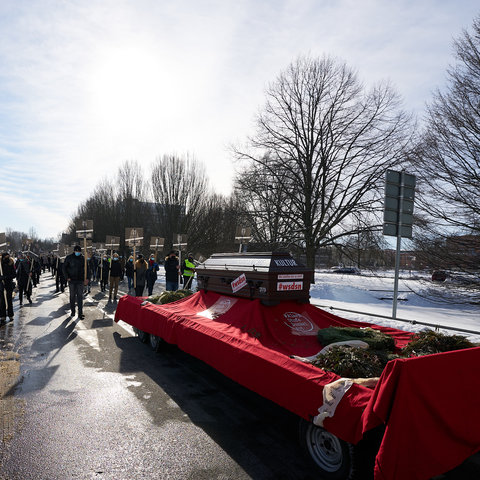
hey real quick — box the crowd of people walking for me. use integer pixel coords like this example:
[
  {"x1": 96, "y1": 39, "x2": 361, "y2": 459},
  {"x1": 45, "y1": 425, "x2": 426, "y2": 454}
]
[{"x1": 0, "y1": 248, "x2": 195, "y2": 324}]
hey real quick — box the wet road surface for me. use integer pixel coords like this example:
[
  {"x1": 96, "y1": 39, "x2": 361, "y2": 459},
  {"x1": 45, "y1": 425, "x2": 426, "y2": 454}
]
[
  {"x1": 0, "y1": 274, "x2": 479, "y2": 479},
  {"x1": 0, "y1": 276, "x2": 321, "y2": 479}
]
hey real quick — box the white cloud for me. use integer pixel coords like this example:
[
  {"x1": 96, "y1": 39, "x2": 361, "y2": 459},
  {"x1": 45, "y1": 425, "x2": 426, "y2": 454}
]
[{"x1": 0, "y1": 0, "x2": 479, "y2": 238}]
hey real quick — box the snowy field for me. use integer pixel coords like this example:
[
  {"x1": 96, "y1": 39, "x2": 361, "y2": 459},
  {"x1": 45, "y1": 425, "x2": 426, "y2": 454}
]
[{"x1": 310, "y1": 270, "x2": 480, "y2": 343}]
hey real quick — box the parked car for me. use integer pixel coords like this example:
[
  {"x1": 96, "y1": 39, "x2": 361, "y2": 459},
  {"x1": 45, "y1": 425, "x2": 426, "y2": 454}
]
[
  {"x1": 332, "y1": 267, "x2": 361, "y2": 275},
  {"x1": 449, "y1": 273, "x2": 480, "y2": 286},
  {"x1": 431, "y1": 270, "x2": 448, "y2": 282}
]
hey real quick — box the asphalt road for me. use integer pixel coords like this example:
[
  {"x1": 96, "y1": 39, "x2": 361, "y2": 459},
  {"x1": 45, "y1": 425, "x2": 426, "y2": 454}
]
[
  {"x1": 0, "y1": 275, "x2": 322, "y2": 480},
  {"x1": 0, "y1": 273, "x2": 478, "y2": 480}
]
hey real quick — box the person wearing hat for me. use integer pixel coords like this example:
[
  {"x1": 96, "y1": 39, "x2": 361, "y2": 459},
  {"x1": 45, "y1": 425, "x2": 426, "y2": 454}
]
[
  {"x1": 63, "y1": 245, "x2": 87, "y2": 319},
  {"x1": 182, "y1": 252, "x2": 196, "y2": 290},
  {"x1": 0, "y1": 252, "x2": 16, "y2": 324}
]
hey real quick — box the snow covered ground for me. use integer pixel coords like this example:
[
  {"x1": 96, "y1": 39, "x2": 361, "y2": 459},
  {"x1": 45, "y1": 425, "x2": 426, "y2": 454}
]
[{"x1": 310, "y1": 270, "x2": 480, "y2": 343}]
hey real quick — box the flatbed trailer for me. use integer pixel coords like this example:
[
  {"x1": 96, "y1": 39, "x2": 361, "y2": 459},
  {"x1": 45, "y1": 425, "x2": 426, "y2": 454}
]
[{"x1": 115, "y1": 290, "x2": 480, "y2": 480}]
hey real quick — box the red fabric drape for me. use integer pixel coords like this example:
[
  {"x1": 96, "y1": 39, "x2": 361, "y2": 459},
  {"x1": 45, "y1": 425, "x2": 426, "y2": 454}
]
[
  {"x1": 356, "y1": 348, "x2": 480, "y2": 480},
  {"x1": 115, "y1": 292, "x2": 480, "y2": 479}
]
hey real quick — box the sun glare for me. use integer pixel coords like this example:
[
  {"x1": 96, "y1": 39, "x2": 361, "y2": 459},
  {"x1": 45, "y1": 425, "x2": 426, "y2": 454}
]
[{"x1": 88, "y1": 46, "x2": 168, "y2": 137}]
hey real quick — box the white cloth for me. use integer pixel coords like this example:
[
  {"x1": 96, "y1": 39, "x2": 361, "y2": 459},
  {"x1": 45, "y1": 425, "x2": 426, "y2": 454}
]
[
  {"x1": 313, "y1": 378, "x2": 353, "y2": 427},
  {"x1": 290, "y1": 340, "x2": 369, "y2": 363}
]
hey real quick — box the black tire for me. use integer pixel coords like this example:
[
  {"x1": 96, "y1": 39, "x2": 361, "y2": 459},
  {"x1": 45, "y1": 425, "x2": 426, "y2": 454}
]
[
  {"x1": 298, "y1": 420, "x2": 356, "y2": 480},
  {"x1": 137, "y1": 329, "x2": 149, "y2": 344},
  {"x1": 149, "y1": 334, "x2": 162, "y2": 352},
  {"x1": 299, "y1": 420, "x2": 381, "y2": 480}
]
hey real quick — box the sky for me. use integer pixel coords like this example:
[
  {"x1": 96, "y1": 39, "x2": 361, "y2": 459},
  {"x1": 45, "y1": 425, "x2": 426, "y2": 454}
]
[{"x1": 0, "y1": 0, "x2": 479, "y2": 240}]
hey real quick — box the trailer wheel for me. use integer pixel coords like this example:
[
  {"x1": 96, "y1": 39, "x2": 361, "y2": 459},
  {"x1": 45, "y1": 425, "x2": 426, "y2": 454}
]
[
  {"x1": 299, "y1": 420, "x2": 356, "y2": 480},
  {"x1": 137, "y1": 329, "x2": 149, "y2": 344},
  {"x1": 149, "y1": 334, "x2": 162, "y2": 352}
]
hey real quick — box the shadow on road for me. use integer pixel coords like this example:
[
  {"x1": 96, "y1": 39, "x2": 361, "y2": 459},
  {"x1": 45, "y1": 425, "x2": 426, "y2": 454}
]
[{"x1": 110, "y1": 331, "x2": 313, "y2": 480}]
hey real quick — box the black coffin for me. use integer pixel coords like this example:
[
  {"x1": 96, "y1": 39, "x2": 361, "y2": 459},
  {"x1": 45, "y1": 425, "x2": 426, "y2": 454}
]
[{"x1": 195, "y1": 252, "x2": 313, "y2": 305}]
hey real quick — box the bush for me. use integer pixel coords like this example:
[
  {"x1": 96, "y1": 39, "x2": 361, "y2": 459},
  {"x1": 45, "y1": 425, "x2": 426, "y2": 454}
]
[
  {"x1": 317, "y1": 326, "x2": 396, "y2": 351},
  {"x1": 146, "y1": 289, "x2": 193, "y2": 305},
  {"x1": 312, "y1": 346, "x2": 387, "y2": 378},
  {"x1": 402, "y1": 330, "x2": 475, "y2": 357},
  {"x1": 310, "y1": 329, "x2": 475, "y2": 378}
]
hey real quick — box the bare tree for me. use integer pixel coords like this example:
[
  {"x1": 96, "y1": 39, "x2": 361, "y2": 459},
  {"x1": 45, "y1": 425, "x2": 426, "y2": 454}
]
[
  {"x1": 337, "y1": 214, "x2": 390, "y2": 269},
  {"x1": 116, "y1": 160, "x2": 149, "y2": 240},
  {"x1": 415, "y1": 15, "x2": 480, "y2": 238},
  {"x1": 69, "y1": 161, "x2": 149, "y2": 253},
  {"x1": 190, "y1": 193, "x2": 242, "y2": 256},
  {"x1": 5, "y1": 229, "x2": 28, "y2": 252},
  {"x1": 150, "y1": 154, "x2": 209, "y2": 252},
  {"x1": 234, "y1": 56, "x2": 413, "y2": 268},
  {"x1": 234, "y1": 159, "x2": 296, "y2": 251}
]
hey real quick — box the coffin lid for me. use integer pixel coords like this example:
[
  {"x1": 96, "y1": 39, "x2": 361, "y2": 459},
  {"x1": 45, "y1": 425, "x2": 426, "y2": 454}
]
[{"x1": 196, "y1": 251, "x2": 309, "y2": 273}]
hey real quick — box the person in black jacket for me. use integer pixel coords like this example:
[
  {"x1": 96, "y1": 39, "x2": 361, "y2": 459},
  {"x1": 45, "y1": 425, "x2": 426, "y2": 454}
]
[
  {"x1": 108, "y1": 253, "x2": 123, "y2": 301},
  {"x1": 32, "y1": 256, "x2": 41, "y2": 287},
  {"x1": 0, "y1": 252, "x2": 16, "y2": 324},
  {"x1": 63, "y1": 245, "x2": 87, "y2": 319},
  {"x1": 55, "y1": 256, "x2": 66, "y2": 293},
  {"x1": 134, "y1": 255, "x2": 148, "y2": 297},
  {"x1": 16, "y1": 253, "x2": 33, "y2": 305},
  {"x1": 164, "y1": 250, "x2": 179, "y2": 291},
  {"x1": 88, "y1": 253, "x2": 98, "y2": 285},
  {"x1": 146, "y1": 253, "x2": 159, "y2": 296},
  {"x1": 100, "y1": 255, "x2": 109, "y2": 292},
  {"x1": 125, "y1": 256, "x2": 134, "y2": 291}
]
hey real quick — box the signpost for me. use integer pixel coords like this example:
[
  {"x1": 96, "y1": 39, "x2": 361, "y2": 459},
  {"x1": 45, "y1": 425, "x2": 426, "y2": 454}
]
[
  {"x1": 105, "y1": 236, "x2": 120, "y2": 255},
  {"x1": 125, "y1": 228, "x2": 144, "y2": 288},
  {"x1": 235, "y1": 227, "x2": 252, "y2": 253},
  {"x1": 58, "y1": 244, "x2": 67, "y2": 258},
  {"x1": 150, "y1": 237, "x2": 164, "y2": 263},
  {"x1": 383, "y1": 170, "x2": 416, "y2": 319},
  {"x1": 172, "y1": 234, "x2": 188, "y2": 290},
  {"x1": 76, "y1": 220, "x2": 93, "y2": 282}
]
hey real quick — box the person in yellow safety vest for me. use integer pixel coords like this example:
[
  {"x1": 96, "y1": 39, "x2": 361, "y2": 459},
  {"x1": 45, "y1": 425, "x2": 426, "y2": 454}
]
[{"x1": 182, "y1": 253, "x2": 196, "y2": 289}]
